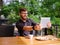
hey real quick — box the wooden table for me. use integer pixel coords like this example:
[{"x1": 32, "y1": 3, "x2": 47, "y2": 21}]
[{"x1": 0, "y1": 35, "x2": 60, "y2": 45}]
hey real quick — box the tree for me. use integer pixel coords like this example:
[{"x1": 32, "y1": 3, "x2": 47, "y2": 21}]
[
  {"x1": 41, "y1": 0, "x2": 60, "y2": 17},
  {"x1": 1, "y1": 0, "x2": 60, "y2": 24}
]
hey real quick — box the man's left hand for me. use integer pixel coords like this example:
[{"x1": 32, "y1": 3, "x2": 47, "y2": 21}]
[
  {"x1": 34, "y1": 24, "x2": 42, "y2": 30},
  {"x1": 47, "y1": 22, "x2": 51, "y2": 28}
]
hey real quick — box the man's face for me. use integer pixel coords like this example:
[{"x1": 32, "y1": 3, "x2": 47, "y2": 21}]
[{"x1": 19, "y1": 11, "x2": 28, "y2": 20}]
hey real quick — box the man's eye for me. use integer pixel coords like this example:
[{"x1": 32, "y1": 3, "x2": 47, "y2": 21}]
[{"x1": 22, "y1": 13, "x2": 28, "y2": 14}]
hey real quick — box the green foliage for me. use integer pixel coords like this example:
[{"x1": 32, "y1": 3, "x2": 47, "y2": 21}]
[
  {"x1": 7, "y1": 10, "x2": 20, "y2": 24},
  {"x1": 1, "y1": 0, "x2": 60, "y2": 25},
  {"x1": 55, "y1": 18, "x2": 60, "y2": 25},
  {"x1": 2, "y1": 1, "x2": 20, "y2": 17},
  {"x1": 28, "y1": 15, "x2": 40, "y2": 23}
]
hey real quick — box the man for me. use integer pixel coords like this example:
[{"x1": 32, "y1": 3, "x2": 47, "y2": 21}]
[{"x1": 16, "y1": 8, "x2": 41, "y2": 36}]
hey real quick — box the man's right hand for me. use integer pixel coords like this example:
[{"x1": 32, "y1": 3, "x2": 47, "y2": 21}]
[{"x1": 23, "y1": 26, "x2": 33, "y2": 31}]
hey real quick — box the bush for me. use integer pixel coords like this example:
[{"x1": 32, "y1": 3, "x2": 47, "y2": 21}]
[{"x1": 7, "y1": 10, "x2": 19, "y2": 24}]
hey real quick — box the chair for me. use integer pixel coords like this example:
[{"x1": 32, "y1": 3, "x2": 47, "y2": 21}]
[{"x1": 0, "y1": 25, "x2": 14, "y2": 37}]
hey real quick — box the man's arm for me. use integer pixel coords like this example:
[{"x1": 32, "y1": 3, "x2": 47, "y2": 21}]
[
  {"x1": 34, "y1": 24, "x2": 42, "y2": 30},
  {"x1": 16, "y1": 21, "x2": 33, "y2": 31},
  {"x1": 16, "y1": 21, "x2": 23, "y2": 30},
  {"x1": 30, "y1": 19, "x2": 41, "y2": 30},
  {"x1": 23, "y1": 26, "x2": 33, "y2": 31}
]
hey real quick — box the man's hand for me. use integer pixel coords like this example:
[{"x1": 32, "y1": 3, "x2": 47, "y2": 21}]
[
  {"x1": 23, "y1": 26, "x2": 33, "y2": 31},
  {"x1": 47, "y1": 22, "x2": 51, "y2": 28},
  {"x1": 34, "y1": 24, "x2": 42, "y2": 30}
]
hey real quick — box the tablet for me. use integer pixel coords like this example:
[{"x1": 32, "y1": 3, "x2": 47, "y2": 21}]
[{"x1": 40, "y1": 17, "x2": 50, "y2": 28}]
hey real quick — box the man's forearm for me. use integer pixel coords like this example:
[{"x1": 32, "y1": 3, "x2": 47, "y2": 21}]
[{"x1": 23, "y1": 26, "x2": 33, "y2": 31}]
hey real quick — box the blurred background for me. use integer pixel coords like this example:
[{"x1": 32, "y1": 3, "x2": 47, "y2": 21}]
[{"x1": 0, "y1": 0, "x2": 60, "y2": 37}]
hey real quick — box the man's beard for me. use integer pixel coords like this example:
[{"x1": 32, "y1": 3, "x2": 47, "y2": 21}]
[{"x1": 21, "y1": 16, "x2": 27, "y2": 20}]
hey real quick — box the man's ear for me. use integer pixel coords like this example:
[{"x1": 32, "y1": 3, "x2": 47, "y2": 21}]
[{"x1": 19, "y1": 13, "x2": 21, "y2": 18}]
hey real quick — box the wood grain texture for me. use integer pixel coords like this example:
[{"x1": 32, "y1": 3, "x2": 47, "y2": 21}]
[{"x1": 0, "y1": 35, "x2": 60, "y2": 45}]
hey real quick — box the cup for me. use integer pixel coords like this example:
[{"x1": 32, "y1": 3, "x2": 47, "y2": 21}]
[{"x1": 29, "y1": 34, "x2": 33, "y2": 40}]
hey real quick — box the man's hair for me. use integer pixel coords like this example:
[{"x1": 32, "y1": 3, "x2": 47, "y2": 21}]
[{"x1": 19, "y1": 8, "x2": 27, "y2": 13}]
